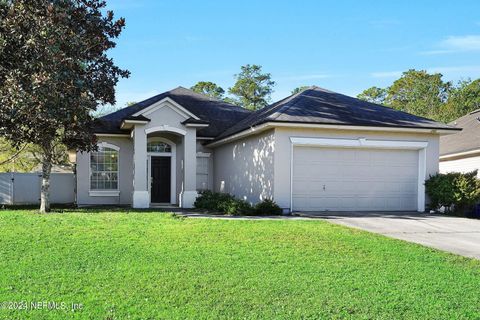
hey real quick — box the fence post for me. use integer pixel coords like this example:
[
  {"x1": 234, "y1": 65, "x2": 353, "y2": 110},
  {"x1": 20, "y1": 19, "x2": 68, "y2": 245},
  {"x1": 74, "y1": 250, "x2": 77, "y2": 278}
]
[{"x1": 10, "y1": 172, "x2": 14, "y2": 205}]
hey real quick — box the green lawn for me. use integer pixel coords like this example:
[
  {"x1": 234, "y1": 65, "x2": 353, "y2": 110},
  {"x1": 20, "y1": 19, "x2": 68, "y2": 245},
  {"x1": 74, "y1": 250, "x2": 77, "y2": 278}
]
[{"x1": 0, "y1": 210, "x2": 479, "y2": 319}]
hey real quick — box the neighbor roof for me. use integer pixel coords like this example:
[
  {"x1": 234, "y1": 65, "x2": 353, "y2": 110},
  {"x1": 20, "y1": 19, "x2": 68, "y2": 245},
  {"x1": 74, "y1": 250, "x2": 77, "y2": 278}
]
[
  {"x1": 95, "y1": 87, "x2": 251, "y2": 137},
  {"x1": 440, "y1": 109, "x2": 480, "y2": 156},
  {"x1": 214, "y1": 86, "x2": 458, "y2": 141}
]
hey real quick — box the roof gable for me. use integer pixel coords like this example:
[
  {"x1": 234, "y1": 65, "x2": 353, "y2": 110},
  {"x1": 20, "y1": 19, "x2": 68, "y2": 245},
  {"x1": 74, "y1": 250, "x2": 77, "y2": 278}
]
[
  {"x1": 96, "y1": 87, "x2": 252, "y2": 137},
  {"x1": 132, "y1": 97, "x2": 200, "y2": 120}
]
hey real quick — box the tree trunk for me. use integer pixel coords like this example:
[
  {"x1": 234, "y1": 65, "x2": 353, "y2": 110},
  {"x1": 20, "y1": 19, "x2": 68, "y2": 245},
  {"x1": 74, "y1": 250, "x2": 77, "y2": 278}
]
[{"x1": 39, "y1": 146, "x2": 53, "y2": 213}]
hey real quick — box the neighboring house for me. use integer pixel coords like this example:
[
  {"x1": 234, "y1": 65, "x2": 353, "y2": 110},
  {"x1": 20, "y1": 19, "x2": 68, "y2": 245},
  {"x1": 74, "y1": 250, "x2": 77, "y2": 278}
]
[
  {"x1": 75, "y1": 86, "x2": 458, "y2": 212},
  {"x1": 439, "y1": 110, "x2": 480, "y2": 177}
]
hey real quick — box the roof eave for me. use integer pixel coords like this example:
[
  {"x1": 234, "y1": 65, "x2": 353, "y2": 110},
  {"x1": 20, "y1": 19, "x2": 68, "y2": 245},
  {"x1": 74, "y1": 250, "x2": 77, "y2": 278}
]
[
  {"x1": 440, "y1": 148, "x2": 480, "y2": 160},
  {"x1": 120, "y1": 119, "x2": 150, "y2": 129},
  {"x1": 207, "y1": 121, "x2": 460, "y2": 148}
]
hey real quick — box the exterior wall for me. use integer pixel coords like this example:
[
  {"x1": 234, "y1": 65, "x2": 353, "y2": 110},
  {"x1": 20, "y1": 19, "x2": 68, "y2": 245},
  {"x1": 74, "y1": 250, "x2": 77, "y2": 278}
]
[
  {"x1": 440, "y1": 155, "x2": 480, "y2": 177},
  {"x1": 0, "y1": 173, "x2": 74, "y2": 205},
  {"x1": 144, "y1": 103, "x2": 188, "y2": 131},
  {"x1": 273, "y1": 127, "x2": 440, "y2": 210},
  {"x1": 76, "y1": 137, "x2": 133, "y2": 205},
  {"x1": 213, "y1": 129, "x2": 275, "y2": 204},
  {"x1": 143, "y1": 103, "x2": 198, "y2": 207},
  {"x1": 144, "y1": 105, "x2": 189, "y2": 202},
  {"x1": 76, "y1": 101, "x2": 207, "y2": 207}
]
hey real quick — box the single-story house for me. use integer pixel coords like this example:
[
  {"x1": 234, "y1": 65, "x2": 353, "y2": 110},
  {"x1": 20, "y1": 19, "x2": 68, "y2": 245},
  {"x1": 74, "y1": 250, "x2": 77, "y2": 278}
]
[
  {"x1": 440, "y1": 109, "x2": 480, "y2": 177},
  {"x1": 75, "y1": 86, "x2": 459, "y2": 212}
]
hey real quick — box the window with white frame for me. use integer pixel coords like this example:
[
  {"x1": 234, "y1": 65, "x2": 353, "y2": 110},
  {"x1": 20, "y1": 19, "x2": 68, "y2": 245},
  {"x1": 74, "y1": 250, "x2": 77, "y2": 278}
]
[
  {"x1": 147, "y1": 141, "x2": 172, "y2": 153},
  {"x1": 90, "y1": 146, "x2": 119, "y2": 190}
]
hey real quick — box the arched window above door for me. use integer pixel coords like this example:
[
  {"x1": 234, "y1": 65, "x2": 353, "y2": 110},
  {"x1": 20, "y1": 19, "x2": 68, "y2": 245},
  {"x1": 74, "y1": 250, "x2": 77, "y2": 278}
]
[{"x1": 147, "y1": 141, "x2": 172, "y2": 153}]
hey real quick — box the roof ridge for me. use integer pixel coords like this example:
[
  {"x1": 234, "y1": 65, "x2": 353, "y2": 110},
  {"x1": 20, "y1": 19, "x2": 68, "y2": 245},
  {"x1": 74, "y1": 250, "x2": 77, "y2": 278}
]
[
  {"x1": 270, "y1": 88, "x2": 315, "y2": 121},
  {"x1": 213, "y1": 88, "x2": 323, "y2": 140},
  {"x1": 320, "y1": 87, "x2": 452, "y2": 124},
  {"x1": 171, "y1": 86, "x2": 250, "y2": 112}
]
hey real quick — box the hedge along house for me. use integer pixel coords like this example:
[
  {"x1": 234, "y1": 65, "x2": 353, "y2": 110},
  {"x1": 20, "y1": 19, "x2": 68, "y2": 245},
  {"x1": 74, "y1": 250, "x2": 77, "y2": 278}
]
[{"x1": 75, "y1": 86, "x2": 459, "y2": 211}]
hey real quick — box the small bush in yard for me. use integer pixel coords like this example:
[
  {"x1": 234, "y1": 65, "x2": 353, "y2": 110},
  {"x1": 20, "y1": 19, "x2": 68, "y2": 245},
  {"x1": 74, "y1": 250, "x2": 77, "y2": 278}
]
[
  {"x1": 194, "y1": 191, "x2": 254, "y2": 215},
  {"x1": 254, "y1": 198, "x2": 283, "y2": 215},
  {"x1": 218, "y1": 198, "x2": 253, "y2": 215},
  {"x1": 425, "y1": 170, "x2": 480, "y2": 215},
  {"x1": 194, "y1": 190, "x2": 234, "y2": 212},
  {"x1": 194, "y1": 191, "x2": 282, "y2": 215}
]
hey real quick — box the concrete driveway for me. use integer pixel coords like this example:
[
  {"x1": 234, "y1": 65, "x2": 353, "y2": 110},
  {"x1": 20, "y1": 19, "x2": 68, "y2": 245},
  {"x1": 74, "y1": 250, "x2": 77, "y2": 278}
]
[{"x1": 297, "y1": 212, "x2": 480, "y2": 259}]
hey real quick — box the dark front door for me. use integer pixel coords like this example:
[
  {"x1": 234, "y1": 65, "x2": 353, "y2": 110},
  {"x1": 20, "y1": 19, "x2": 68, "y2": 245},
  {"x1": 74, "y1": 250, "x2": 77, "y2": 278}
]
[{"x1": 151, "y1": 156, "x2": 171, "y2": 203}]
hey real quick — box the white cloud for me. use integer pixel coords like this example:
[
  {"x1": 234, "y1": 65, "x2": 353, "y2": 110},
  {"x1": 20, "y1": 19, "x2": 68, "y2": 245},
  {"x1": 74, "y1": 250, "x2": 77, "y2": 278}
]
[
  {"x1": 428, "y1": 65, "x2": 480, "y2": 74},
  {"x1": 441, "y1": 35, "x2": 480, "y2": 50},
  {"x1": 421, "y1": 35, "x2": 480, "y2": 55}
]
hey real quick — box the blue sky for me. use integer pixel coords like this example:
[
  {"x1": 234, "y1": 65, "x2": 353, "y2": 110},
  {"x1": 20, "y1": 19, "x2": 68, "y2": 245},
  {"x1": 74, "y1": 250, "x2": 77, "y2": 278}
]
[{"x1": 106, "y1": 0, "x2": 480, "y2": 109}]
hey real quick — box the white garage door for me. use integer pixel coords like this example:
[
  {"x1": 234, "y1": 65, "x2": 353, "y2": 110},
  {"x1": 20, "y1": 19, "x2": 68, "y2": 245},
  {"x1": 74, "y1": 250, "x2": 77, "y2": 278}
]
[{"x1": 292, "y1": 147, "x2": 418, "y2": 211}]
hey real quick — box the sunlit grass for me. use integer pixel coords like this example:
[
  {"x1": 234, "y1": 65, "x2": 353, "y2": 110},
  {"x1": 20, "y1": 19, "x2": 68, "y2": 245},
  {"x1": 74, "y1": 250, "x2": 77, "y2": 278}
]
[{"x1": 0, "y1": 209, "x2": 479, "y2": 319}]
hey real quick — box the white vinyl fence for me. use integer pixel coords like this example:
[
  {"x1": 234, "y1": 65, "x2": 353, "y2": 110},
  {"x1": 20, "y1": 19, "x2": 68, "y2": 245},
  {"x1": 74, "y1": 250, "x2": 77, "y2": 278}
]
[{"x1": 0, "y1": 173, "x2": 75, "y2": 205}]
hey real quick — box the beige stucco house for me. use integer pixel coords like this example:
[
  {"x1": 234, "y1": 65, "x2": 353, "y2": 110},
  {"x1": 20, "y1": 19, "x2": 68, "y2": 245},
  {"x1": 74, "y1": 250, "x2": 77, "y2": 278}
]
[
  {"x1": 440, "y1": 110, "x2": 480, "y2": 177},
  {"x1": 76, "y1": 86, "x2": 458, "y2": 212}
]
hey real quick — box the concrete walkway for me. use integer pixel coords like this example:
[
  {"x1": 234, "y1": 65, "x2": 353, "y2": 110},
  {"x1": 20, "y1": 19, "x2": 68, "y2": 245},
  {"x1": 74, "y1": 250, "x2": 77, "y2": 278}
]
[
  {"x1": 298, "y1": 211, "x2": 480, "y2": 260},
  {"x1": 179, "y1": 212, "x2": 314, "y2": 220}
]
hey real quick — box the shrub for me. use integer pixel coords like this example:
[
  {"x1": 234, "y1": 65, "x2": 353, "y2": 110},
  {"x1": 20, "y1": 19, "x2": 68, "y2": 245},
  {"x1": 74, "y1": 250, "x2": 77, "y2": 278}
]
[
  {"x1": 219, "y1": 198, "x2": 254, "y2": 216},
  {"x1": 194, "y1": 191, "x2": 254, "y2": 215},
  {"x1": 194, "y1": 190, "x2": 234, "y2": 212},
  {"x1": 194, "y1": 192, "x2": 283, "y2": 216},
  {"x1": 254, "y1": 198, "x2": 283, "y2": 215},
  {"x1": 425, "y1": 170, "x2": 480, "y2": 214}
]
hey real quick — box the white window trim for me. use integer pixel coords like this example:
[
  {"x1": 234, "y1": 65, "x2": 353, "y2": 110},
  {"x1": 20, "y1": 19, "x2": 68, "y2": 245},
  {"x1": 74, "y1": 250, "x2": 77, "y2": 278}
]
[
  {"x1": 147, "y1": 137, "x2": 177, "y2": 204},
  {"x1": 89, "y1": 190, "x2": 120, "y2": 197},
  {"x1": 289, "y1": 137, "x2": 428, "y2": 213},
  {"x1": 133, "y1": 97, "x2": 200, "y2": 120},
  {"x1": 98, "y1": 141, "x2": 120, "y2": 151},
  {"x1": 88, "y1": 142, "x2": 120, "y2": 197}
]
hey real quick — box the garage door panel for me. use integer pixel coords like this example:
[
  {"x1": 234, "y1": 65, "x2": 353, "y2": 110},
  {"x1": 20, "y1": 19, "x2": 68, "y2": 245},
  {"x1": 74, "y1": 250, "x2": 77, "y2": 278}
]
[
  {"x1": 292, "y1": 180, "x2": 311, "y2": 194},
  {"x1": 292, "y1": 147, "x2": 418, "y2": 211}
]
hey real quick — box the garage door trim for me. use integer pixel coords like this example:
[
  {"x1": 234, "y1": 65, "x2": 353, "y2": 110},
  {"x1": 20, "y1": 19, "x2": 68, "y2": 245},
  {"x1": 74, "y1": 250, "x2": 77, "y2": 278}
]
[{"x1": 289, "y1": 137, "x2": 428, "y2": 212}]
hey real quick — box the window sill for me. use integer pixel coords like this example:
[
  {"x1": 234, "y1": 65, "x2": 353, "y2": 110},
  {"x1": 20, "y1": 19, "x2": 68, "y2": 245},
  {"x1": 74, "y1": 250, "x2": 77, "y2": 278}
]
[{"x1": 89, "y1": 190, "x2": 120, "y2": 197}]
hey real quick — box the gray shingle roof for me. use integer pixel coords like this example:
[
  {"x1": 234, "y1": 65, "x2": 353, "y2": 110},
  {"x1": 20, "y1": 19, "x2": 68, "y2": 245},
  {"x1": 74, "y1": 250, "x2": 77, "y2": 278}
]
[
  {"x1": 440, "y1": 110, "x2": 480, "y2": 156},
  {"x1": 214, "y1": 86, "x2": 458, "y2": 141},
  {"x1": 96, "y1": 87, "x2": 251, "y2": 137},
  {"x1": 96, "y1": 86, "x2": 458, "y2": 141}
]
